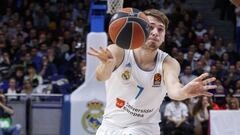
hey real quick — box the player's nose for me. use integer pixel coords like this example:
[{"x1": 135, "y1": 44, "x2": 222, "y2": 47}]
[{"x1": 150, "y1": 27, "x2": 159, "y2": 37}]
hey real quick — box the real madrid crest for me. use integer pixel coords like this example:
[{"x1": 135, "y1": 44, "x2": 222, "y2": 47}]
[
  {"x1": 121, "y1": 70, "x2": 131, "y2": 80},
  {"x1": 82, "y1": 100, "x2": 104, "y2": 134},
  {"x1": 121, "y1": 63, "x2": 132, "y2": 80},
  {"x1": 153, "y1": 73, "x2": 161, "y2": 87}
]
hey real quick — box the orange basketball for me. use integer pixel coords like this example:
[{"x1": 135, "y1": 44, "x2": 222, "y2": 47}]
[{"x1": 108, "y1": 8, "x2": 150, "y2": 49}]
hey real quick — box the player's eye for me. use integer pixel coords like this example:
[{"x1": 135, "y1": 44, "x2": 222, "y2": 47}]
[
  {"x1": 149, "y1": 25, "x2": 154, "y2": 30},
  {"x1": 158, "y1": 28, "x2": 164, "y2": 32}
]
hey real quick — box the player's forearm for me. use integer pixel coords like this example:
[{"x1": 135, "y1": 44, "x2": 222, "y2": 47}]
[
  {"x1": 163, "y1": 57, "x2": 187, "y2": 100},
  {"x1": 96, "y1": 62, "x2": 115, "y2": 81},
  {"x1": 167, "y1": 83, "x2": 188, "y2": 101}
]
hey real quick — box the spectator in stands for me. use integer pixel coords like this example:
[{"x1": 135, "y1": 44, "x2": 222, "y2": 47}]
[
  {"x1": 236, "y1": 60, "x2": 240, "y2": 74},
  {"x1": 214, "y1": 96, "x2": 227, "y2": 110},
  {"x1": 180, "y1": 65, "x2": 197, "y2": 85},
  {"x1": 46, "y1": 47, "x2": 61, "y2": 73},
  {"x1": 223, "y1": 64, "x2": 239, "y2": 89},
  {"x1": 196, "y1": 42, "x2": 206, "y2": 55},
  {"x1": 181, "y1": 31, "x2": 196, "y2": 50},
  {"x1": 214, "y1": 60, "x2": 226, "y2": 80},
  {"x1": 24, "y1": 64, "x2": 43, "y2": 94},
  {"x1": 175, "y1": 51, "x2": 190, "y2": 71},
  {"x1": 30, "y1": 47, "x2": 43, "y2": 72},
  {"x1": 163, "y1": 100, "x2": 193, "y2": 135},
  {"x1": 192, "y1": 61, "x2": 205, "y2": 76},
  {"x1": 209, "y1": 46, "x2": 220, "y2": 60},
  {"x1": 17, "y1": 52, "x2": 34, "y2": 69},
  {"x1": 11, "y1": 66, "x2": 25, "y2": 90},
  {"x1": 32, "y1": 8, "x2": 49, "y2": 30},
  {"x1": 215, "y1": 79, "x2": 226, "y2": 94},
  {"x1": 6, "y1": 78, "x2": 20, "y2": 101},
  {"x1": 194, "y1": 22, "x2": 207, "y2": 42},
  {"x1": 202, "y1": 33, "x2": 212, "y2": 50},
  {"x1": 200, "y1": 51, "x2": 213, "y2": 71},
  {"x1": 226, "y1": 42, "x2": 239, "y2": 63},
  {"x1": 193, "y1": 96, "x2": 210, "y2": 135},
  {"x1": 0, "y1": 51, "x2": 11, "y2": 80},
  {"x1": 39, "y1": 55, "x2": 58, "y2": 83},
  {"x1": 21, "y1": 79, "x2": 33, "y2": 95},
  {"x1": 0, "y1": 94, "x2": 21, "y2": 135},
  {"x1": 55, "y1": 36, "x2": 68, "y2": 56},
  {"x1": 37, "y1": 42, "x2": 48, "y2": 58},
  {"x1": 209, "y1": 65, "x2": 218, "y2": 79},
  {"x1": 206, "y1": 26, "x2": 217, "y2": 42},
  {"x1": 0, "y1": 30, "x2": 6, "y2": 49},
  {"x1": 69, "y1": 60, "x2": 86, "y2": 90},
  {"x1": 214, "y1": 37, "x2": 226, "y2": 57},
  {"x1": 160, "y1": 0, "x2": 175, "y2": 15},
  {"x1": 234, "y1": 79, "x2": 240, "y2": 94},
  {"x1": 184, "y1": 50, "x2": 195, "y2": 69},
  {"x1": 227, "y1": 97, "x2": 239, "y2": 109},
  {"x1": 221, "y1": 52, "x2": 231, "y2": 70}
]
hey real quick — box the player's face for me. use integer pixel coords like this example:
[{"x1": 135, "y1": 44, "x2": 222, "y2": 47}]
[{"x1": 144, "y1": 16, "x2": 166, "y2": 50}]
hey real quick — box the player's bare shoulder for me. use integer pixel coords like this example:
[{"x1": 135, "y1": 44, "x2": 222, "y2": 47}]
[{"x1": 163, "y1": 56, "x2": 181, "y2": 71}]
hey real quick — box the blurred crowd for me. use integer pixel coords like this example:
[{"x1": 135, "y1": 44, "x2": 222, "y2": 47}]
[
  {"x1": 0, "y1": 0, "x2": 239, "y2": 134},
  {"x1": 0, "y1": 0, "x2": 89, "y2": 95}
]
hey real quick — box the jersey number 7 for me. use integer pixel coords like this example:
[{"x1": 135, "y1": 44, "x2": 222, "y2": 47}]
[{"x1": 135, "y1": 85, "x2": 144, "y2": 99}]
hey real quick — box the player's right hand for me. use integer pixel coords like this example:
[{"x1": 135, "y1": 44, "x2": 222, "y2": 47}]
[{"x1": 88, "y1": 47, "x2": 115, "y2": 64}]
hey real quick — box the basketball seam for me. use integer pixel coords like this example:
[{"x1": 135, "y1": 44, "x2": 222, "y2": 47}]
[
  {"x1": 136, "y1": 14, "x2": 148, "y2": 42},
  {"x1": 109, "y1": 16, "x2": 129, "y2": 26},
  {"x1": 138, "y1": 22, "x2": 146, "y2": 43},
  {"x1": 137, "y1": 17, "x2": 148, "y2": 25},
  {"x1": 120, "y1": 11, "x2": 131, "y2": 14},
  {"x1": 137, "y1": 12, "x2": 148, "y2": 24},
  {"x1": 115, "y1": 17, "x2": 129, "y2": 44},
  {"x1": 109, "y1": 17, "x2": 129, "y2": 43},
  {"x1": 130, "y1": 22, "x2": 134, "y2": 49},
  {"x1": 132, "y1": 22, "x2": 145, "y2": 49},
  {"x1": 137, "y1": 12, "x2": 140, "y2": 18},
  {"x1": 128, "y1": 16, "x2": 148, "y2": 25},
  {"x1": 111, "y1": 16, "x2": 147, "y2": 25}
]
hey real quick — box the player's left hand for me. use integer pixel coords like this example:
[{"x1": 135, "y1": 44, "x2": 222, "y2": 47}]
[{"x1": 182, "y1": 73, "x2": 217, "y2": 98}]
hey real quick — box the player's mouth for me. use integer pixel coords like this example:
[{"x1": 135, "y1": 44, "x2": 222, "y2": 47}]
[{"x1": 147, "y1": 37, "x2": 159, "y2": 42}]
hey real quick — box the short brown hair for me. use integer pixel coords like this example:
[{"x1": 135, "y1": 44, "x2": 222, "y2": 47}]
[{"x1": 143, "y1": 9, "x2": 169, "y2": 30}]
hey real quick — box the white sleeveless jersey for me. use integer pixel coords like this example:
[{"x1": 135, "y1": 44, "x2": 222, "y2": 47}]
[{"x1": 104, "y1": 49, "x2": 168, "y2": 127}]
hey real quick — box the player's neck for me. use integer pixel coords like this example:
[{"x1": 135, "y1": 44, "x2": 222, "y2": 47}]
[{"x1": 133, "y1": 48, "x2": 158, "y2": 65}]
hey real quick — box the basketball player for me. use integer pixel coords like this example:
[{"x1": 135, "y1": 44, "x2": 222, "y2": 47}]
[{"x1": 88, "y1": 9, "x2": 217, "y2": 135}]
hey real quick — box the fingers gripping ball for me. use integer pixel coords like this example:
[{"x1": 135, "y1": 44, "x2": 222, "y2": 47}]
[{"x1": 108, "y1": 8, "x2": 150, "y2": 49}]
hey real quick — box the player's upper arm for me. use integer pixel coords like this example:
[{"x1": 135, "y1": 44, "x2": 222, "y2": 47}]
[{"x1": 162, "y1": 56, "x2": 182, "y2": 95}]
